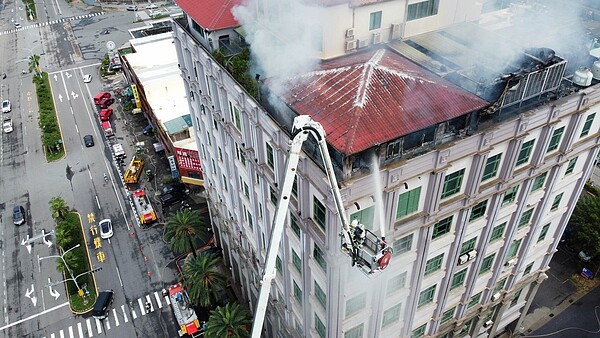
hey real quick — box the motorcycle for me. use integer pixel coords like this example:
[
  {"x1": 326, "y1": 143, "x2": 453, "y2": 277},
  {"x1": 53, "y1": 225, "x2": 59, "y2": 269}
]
[
  {"x1": 2, "y1": 73, "x2": 6, "y2": 79},
  {"x1": 101, "y1": 29, "x2": 110, "y2": 35},
  {"x1": 103, "y1": 173, "x2": 109, "y2": 182}
]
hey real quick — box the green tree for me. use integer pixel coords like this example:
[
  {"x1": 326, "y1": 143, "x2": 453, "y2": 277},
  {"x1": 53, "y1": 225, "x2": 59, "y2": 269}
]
[
  {"x1": 49, "y1": 196, "x2": 70, "y2": 219},
  {"x1": 204, "y1": 302, "x2": 251, "y2": 338},
  {"x1": 569, "y1": 194, "x2": 600, "y2": 258},
  {"x1": 55, "y1": 224, "x2": 74, "y2": 248},
  {"x1": 164, "y1": 209, "x2": 205, "y2": 258},
  {"x1": 182, "y1": 253, "x2": 227, "y2": 308},
  {"x1": 28, "y1": 54, "x2": 41, "y2": 78},
  {"x1": 56, "y1": 248, "x2": 83, "y2": 275}
]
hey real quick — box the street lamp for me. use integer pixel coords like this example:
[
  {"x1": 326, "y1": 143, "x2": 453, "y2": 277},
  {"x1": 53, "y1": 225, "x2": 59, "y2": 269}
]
[{"x1": 39, "y1": 244, "x2": 82, "y2": 290}]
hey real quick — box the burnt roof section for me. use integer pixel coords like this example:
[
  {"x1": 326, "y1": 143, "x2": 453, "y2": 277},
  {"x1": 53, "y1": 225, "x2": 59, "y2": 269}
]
[{"x1": 275, "y1": 47, "x2": 489, "y2": 155}]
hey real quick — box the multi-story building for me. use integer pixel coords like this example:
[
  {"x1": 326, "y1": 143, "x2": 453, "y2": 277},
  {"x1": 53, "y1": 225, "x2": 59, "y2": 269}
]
[{"x1": 172, "y1": 0, "x2": 600, "y2": 337}]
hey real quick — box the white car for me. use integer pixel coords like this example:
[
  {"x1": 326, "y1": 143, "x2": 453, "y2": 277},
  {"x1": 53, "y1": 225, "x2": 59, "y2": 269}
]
[
  {"x1": 2, "y1": 100, "x2": 11, "y2": 113},
  {"x1": 83, "y1": 74, "x2": 92, "y2": 83},
  {"x1": 146, "y1": 3, "x2": 158, "y2": 9},
  {"x1": 3, "y1": 119, "x2": 13, "y2": 133},
  {"x1": 99, "y1": 219, "x2": 113, "y2": 239}
]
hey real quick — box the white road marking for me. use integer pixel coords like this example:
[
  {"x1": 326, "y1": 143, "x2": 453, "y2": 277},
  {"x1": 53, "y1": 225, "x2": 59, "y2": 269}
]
[
  {"x1": 112, "y1": 308, "x2": 119, "y2": 326},
  {"x1": 59, "y1": 329, "x2": 64, "y2": 338},
  {"x1": 154, "y1": 292, "x2": 162, "y2": 308},
  {"x1": 105, "y1": 318, "x2": 110, "y2": 331},
  {"x1": 85, "y1": 318, "x2": 93, "y2": 337},
  {"x1": 138, "y1": 298, "x2": 146, "y2": 315},
  {"x1": 164, "y1": 294, "x2": 171, "y2": 305},
  {"x1": 50, "y1": 334, "x2": 55, "y2": 338},
  {"x1": 131, "y1": 307, "x2": 137, "y2": 320},
  {"x1": 68, "y1": 326, "x2": 74, "y2": 338},
  {"x1": 77, "y1": 322, "x2": 83, "y2": 338},
  {"x1": 0, "y1": 302, "x2": 69, "y2": 332},
  {"x1": 145, "y1": 295, "x2": 154, "y2": 312},
  {"x1": 121, "y1": 305, "x2": 129, "y2": 323},
  {"x1": 94, "y1": 318, "x2": 102, "y2": 334}
]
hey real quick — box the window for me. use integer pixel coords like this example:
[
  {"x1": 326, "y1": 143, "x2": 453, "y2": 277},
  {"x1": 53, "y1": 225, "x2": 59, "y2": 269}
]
[
  {"x1": 270, "y1": 186, "x2": 277, "y2": 205},
  {"x1": 546, "y1": 126, "x2": 565, "y2": 153},
  {"x1": 369, "y1": 11, "x2": 382, "y2": 30},
  {"x1": 293, "y1": 281, "x2": 302, "y2": 304},
  {"x1": 218, "y1": 147, "x2": 223, "y2": 161},
  {"x1": 276, "y1": 256, "x2": 282, "y2": 274},
  {"x1": 243, "y1": 181, "x2": 250, "y2": 198},
  {"x1": 313, "y1": 197, "x2": 326, "y2": 230},
  {"x1": 382, "y1": 304, "x2": 402, "y2": 327},
  {"x1": 551, "y1": 193, "x2": 563, "y2": 210},
  {"x1": 235, "y1": 143, "x2": 246, "y2": 166},
  {"x1": 314, "y1": 244, "x2": 327, "y2": 270},
  {"x1": 511, "y1": 289, "x2": 523, "y2": 307},
  {"x1": 523, "y1": 262, "x2": 534, "y2": 275},
  {"x1": 507, "y1": 239, "x2": 522, "y2": 259},
  {"x1": 266, "y1": 142, "x2": 274, "y2": 169},
  {"x1": 295, "y1": 319, "x2": 303, "y2": 336},
  {"x1": 350, "y1": 206, "x2": 374, "y2": 230},
  {"x1": 222, "y1": 175, "x2": 228, "y2": 191},
  {"x1": 482, "y1": 154, "x2": 502, "y2": 181},
  {"x1": 315, "y1": 314, "x2": 325, "y2": 338},
  {"x1": 290, "y1": 215, "x2": 300, "y2": 237},
  {"x1": 345, "y1": 324, "x2": 364, "y2": 338},
  {"x1": 468, "y1": 292, "x2": 482, "y2": 308},
  {"x1": 581, "y1": 113, "x2": 596, "y2": 137},
  {"x1": 315, "y1": 281, "x2": 326, "y2": 308},
  {"x1": 441, "y1": 307, "x2": 456, "y2": 324},
  {"x1": 396, "y1": 187, "x2": 421, "y2": 219},
  {"x1": 517, "y1": 208, "x2": 534, "y2": 228},
  {"x1": 460, "y1": 237, "x2": 477, "y2": 255},
  {"x1": 346, "y1": 293, "x2": 366, "y2": 317},
  {"x1": 424, "y1": 254, "x2": 444, "y2": 275},
  {"x1": 450, "y1": 269, "x2": 468, "y2": 289},
  {"x1": 247, "y1": 211, "x2": 253, "y2": 229},
  {"x1": 386, "y1": 140, "x2": 401, "y2": 159},
  {"x1": 292, "y1": 177, "x2": 298, "y2": 197},
  {"x1": 565, "y1": 157, "x2": 577, "y2": 175},
  {"x1": 441, "y1": 169, "x2": 465, "y2": 199},
  {"x1": 516, "y1": 140, "x2": 535, "y2": 166},
  {"x1": 387, "y1": 272, "x2": 407, "y2": 296},
  {"x1": 292, "y1": 249, "x2": 302, "y2": 273},
  {"x1": 393, "y1": 234, "x2": 413, "y2": 255},
  {"x1": 531, "y1": 172, "x2": 547, "y2": 191},
  {"x1": 417, "y1": 285, "x2": 436, "y2": 308},
  {"x1": 537, "y1": 223, "x2": 551, "y2": 242},
  {"x1": 432, "y1": 216, "x2": 453, "y2": 239},
  {"x1": 469, "y1": 200, "x2": 488, "y2": 221},
  {"x1": 480, "y1": 253, "x2": 495, "y2": 274},
  {"x1": 407, "y1": 0, "x2": 439, "y2": 21},
  {"x1": 206, "y1": 131, "x2": 212, "y2": 146},
  {"x1": 495, "y1": 277, "x2": 507, "y2": 292},
  {"x1": 502, "y1": 186, "x2": 519, "y2": 206},
  {"x1": 229, "y1": 103, "x2": 241, "y2": 131},
  {"x1": 489, "y1": 223, "x2": 506, "y2": 242}
]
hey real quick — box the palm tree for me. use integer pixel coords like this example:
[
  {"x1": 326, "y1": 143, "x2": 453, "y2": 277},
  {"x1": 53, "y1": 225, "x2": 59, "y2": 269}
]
[
  {"x1": 55, "y1": 224, "x2": 74, "y2": 249},
  {"x1": 182, "y1": 253, "x2": 227, "y2": 308},
  {"x1": 49, "y1": 196, "x2": 70, "y2": 220},
  {"x1": 204, "y1": 302, "x2": 251, "y2": 338},
  {"x1": 28, "y1": 54, "x2": 41, "y2": 78},
  {"x1": 164, "y1": 209, "x2": 205, "y2": 258}
]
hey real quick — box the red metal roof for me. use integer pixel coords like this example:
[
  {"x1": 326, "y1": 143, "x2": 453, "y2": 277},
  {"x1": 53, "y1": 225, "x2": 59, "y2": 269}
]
[
  {"x1": 277, "y1": 48, "x2": 489, "y2": 155},
  {"x1": 175, "y1": 0, "x2": 241, "y2": 31}
]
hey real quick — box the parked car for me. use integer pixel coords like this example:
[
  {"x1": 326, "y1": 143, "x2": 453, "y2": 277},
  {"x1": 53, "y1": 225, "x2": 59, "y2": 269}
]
[
  {"x1": 83, "y1": 134, "x2": 94, "y2": 147},
  {"x1": 13, "y1": 205, "x2": 25, "y2": 225},
  {"x1": 146, "y1": 3, "x2": 158, "y2": 9},
  {"x1": 83, "y1": 74, "x2": 92, "y2": 83},
  {"x1": 99, "y1": 97, "x2": 115, "y2": 109},
  {"x1": 99, "y1": 108, "x2": 113, "y2": 121},
  {"x1": 93, "y1": 92, "x2": 111, "y2": 105},
  {"x1": 99, "y1": 219, "x2": 113, "y2": 239},
  {"x1": 127, "y1": 5, "x2": 138, "y2": 11},
  {"x1": 2, "y1": 100, "x2": 11, "y2": 113},
  {"x1": 3, "y1": 119, "x2": 13, "y2": 133}
]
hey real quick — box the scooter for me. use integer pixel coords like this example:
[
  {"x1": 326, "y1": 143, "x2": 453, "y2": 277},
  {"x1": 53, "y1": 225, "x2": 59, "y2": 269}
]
[
  {"x1": 2, "y1": 73, "x2": 6, "y2": 79},
  {"x1": 103, "y1": 173, "x2": 109, "y2": 182},
  {"x1": 101, "y1": 29, "x2": 110, "y2": 35}
]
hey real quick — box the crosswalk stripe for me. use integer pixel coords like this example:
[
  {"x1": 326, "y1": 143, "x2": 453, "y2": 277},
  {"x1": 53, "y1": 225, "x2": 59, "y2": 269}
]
[
  {"x1": 60, "y1": 329, "x2": 65, "y2": 338},
  {"x1": 105, "y1": 318, "x2": 111, "y2": 331},
  {"x1": 86, "y1": 318, "x2": 93, "y2": 337},
  {"x1": 112, "y1": 308, "x2": 120, "y2": 326},
  {"x1": 164, "y1": 294, "x2": 171, "y2": 305},
  {"x1": 154, "y1": 292, "x2": 162, "y2": 308},
  {"x1": 145, "y1": 295, "x2": 154, "y2": 312},
  {"x1": 68, "y1": 326, "x2": 74, "y2": 338},
  {"x1": 51, "y1": 334, "x2": 55, "y2": 338},
  {"x1": 77, "y1": 322, "x2": 84, "y2": 338},
  {"x1": 95, "y1": 318, "x2": 102, "y2": 334},
  {"x1": 138, "y1": 298, "x2": 146, "y2": 315},
  {"x1": 132, "y1": 307, "x2": 137, "y2": 319},
  {"x1": 122, "y1": 304, "x2": 129, "y2": 323}
]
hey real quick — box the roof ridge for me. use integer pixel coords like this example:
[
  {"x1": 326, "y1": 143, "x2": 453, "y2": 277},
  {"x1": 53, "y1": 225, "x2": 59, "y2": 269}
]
[
  {"x1": 353, "y1": 49, "x2": 385, "y2": 108},
  {"x1": 209, "y1": 0, "x2": 234, "y2": 30}
]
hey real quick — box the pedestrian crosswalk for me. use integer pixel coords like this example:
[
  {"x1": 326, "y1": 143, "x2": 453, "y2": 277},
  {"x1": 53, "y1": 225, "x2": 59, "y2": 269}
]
[
  {"x1": 0, "y1": 12, "x2": 105, "y2": 36},
  {"x1": 41, "y1": 290, "x2": 171, "y2": 338}
]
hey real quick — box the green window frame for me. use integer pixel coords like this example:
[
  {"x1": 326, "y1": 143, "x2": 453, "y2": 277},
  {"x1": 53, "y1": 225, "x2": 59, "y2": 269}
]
[
  {"x1": 537, "y1": 223, "x2": 551, "y2": 242},
  {"x1": 479, "y1": 253, "x2": 495, "y2": 274},
  {"x1": 441, "y1": 307, "x2": 456, "y2": 324},
  {"x1": 345, "y1": 293, "x2": 366, "y2": 317},
  {"x1": 313, "y1": 197, "x2": 326, "y2": 230},
  {"x1": 412, "y1": 324, "x2": 427, "y2": 338},
  {"x1": 315, "y1": 314, "x2": 326, "y2": 338},
  {"x1": 270, "y1": 186, "x2": 277, "y2": 205},
  {"x1": 546, "y1": 126, "x2": 565, "y2": 153},
  {"x1": 432, "y1": 216, "x2": 453, "y2": 239},
  {"x1": 450, "y1": 269, "x2": 468, "y2": 289},
  {"x1": 460, "y1": 237, "x2": 477, "y2": 255},
  {"x1": 469, "y1": 200, "x2": 488, "y2": 222},
  {"x1": 531, "y1": 172, "x2": 547, "y2": 191},
  {"x1": 565, "y1": 157, "x2": 577, "y2": 175},
  {"x1": 523, "y1": 262, "x2": 534, "y2": 275},
  {"x1": 292, "y1": 177, "x2": 298, "y2": 197},
  {"x1": 494, "y1": 277, "x2": 507, "y2": 292},
  {"x1": 313, "y1": 244, "x2": 327, "y2": 270},
  {"x1": 386, "y1": 272, "x2": 407, "y2": 296},
  {"x1": 511, "y1": 289, "x2": 523, "y2": 307},
  {"x1": 502, "y1": 186, "x2": 519, "y2": 206},
  {"x1": 266, "y1": 142, "x2": 274, "y2": 169},
  {"x1": 293, "y1": 281, "x2": 302, "y2": 304},
  {"x1": 290, "y1": 215, "x2": 300, "y2": 237},
  {"x1": 580, "y1": 113, "x2": 596, "y2": 137},
  {"x1": 441, "y1": 169, "x2": 465, "y2": 199},
  {"x1": 506, "y1": 239, "x2": 522, "y2": 259},
  {"x1": 424, "y1": 254, "x2": 444, "y2": 275},
  {"x1": 489, "y1": 223, "x2": 506, "y2": 242},
  {"x1": 417, "y1": 285, "x2": 436, "y2": 308},
  {"x1": 396, "y1": 187, "x2": 422, "y2": 219},
  {"x1": 407, "y1": 0, "x2": 439, "y2": 21},
  {"x1": 369, "y1": 11, "x2": 382, "y2": 30},
  {"x1": 516, "y1": 139, "x2": 535, "y2": 166},
  {"x1": 276, "y1": 256, "x2": 282, "y2": 274},
  {"x1": 315, "y1": 281, "x2": 326, "y2": 308},
  {"x1": 292, "y1": 249, "x2": 302, "y2": 273},
  {"x1": 345, "y1": 324, "x2": 364, "y2": 338},
  {"x1": 551, "y1": 193, "x2": 563, "y2": 210},
  {"x1": 393, "y1": 234, "x2": 413, "y2": 255},
  {"x1": 468, "y1": 292, "x2": 482, "y2": 308},
  {"x1": 382, "y1": 303, "x2": 402, "y2": 327},
  {"x1": 351, "y1": 206, "x2": 374, "y2": 231},
  {"x1": 517, "y1": 208, "x2": 534, "y2": 228},
  {"x1": 482, "y1": 154, "x2": 502, "y2": 181}
]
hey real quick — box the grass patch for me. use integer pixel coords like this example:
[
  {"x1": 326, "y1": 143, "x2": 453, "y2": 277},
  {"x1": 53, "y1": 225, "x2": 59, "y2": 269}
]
[
  {"x1": 33, "y1": 72, "x2": 64, "y2": 161},
  {"x1": 22, "y1": 0, "x2": 37, "y2": 20},
  {"x1": 71, "y1": 292, "x2": 96, "y2": 312},
  {"x1": 100, "y1": 54, "x2": 117, "y2": 77}
]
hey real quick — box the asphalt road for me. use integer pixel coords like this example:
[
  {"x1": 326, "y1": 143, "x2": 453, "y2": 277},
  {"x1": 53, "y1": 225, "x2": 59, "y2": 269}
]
[{"x1": 1, "y1": 1, "x2": 181, "y2": 337}]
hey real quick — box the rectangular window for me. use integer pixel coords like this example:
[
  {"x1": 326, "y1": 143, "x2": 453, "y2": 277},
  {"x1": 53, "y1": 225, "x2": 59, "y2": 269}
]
[
  {"x1": 531, "y1": 172, "x2": 547, "y2": 191},
  {"x1": 482, "y1": 154, "x2": 502, "y2": 181},
  {"x1": 469, "y1": 200, "x2": 488, "y2": 221},
  {"x1": 468, "y1": 292, "x2": 482, "y2": 308},
  {"x1": 507, "y1": 239, "x2": 522, "y2": 259},
  {"x1": 270, "y1": 186, "x2": 277, "y2": 205},
  {"x1": 441, "y1": 307, "x2": 456, "y2": 324},
  {"x1": 350, "y1": 206, "x2": 374, "y2": 230},
  {"x1": 479, "y1": 253, "x2": 495, "y2": 274},
  {"x1": 314, "y1": 244, "x2": 327, "y2": 270},
  {"x1": 511, "y1": 289, "x2": 523, "y2": 307},
  {"x1": 386, "y1": 272, "x2": 407, "y2": 296},
  {"x1": 247, "y1": 210, "x2": 253, "y2": 229},
  {"x1": 537, "y1": 223, "x2": 551, "y2": 242},
  {"x1": 551, "y1": 193, "x2": 563, "y2": 210},
  {"x1": 565, "y1": 157, "x2": 577, "y2": 175},
  {"x1": 315, "y1": 314, "x2": 325, "y2": 338},
  {"x1": 386, "y1": 140, "x2": 401, "y2": 159},
  {"x1": 243, "y1": 181, "x2": 250, "y2": 198},
  {"x1": 432, "y1": 216, "x2": 453, "y2": 239},
  {"x1": 276, "y1": 256, "x2": 282, "y2": 274},
  {"x1": 424, "y1": 254, "x2": 444, "y2": 276},
  {"x1": 346, "y1": 293, "x2": 366, "y2": 317},
  {"x1": 516, "y1": 140, "x2": 535, "y2": 166},
  {"x1": 235, "y1": 143, "x2": 246, "y2": 166},
  {"x1": 266, "y1": 142, "x2": 274, "y2": 169},
  {"x1": 230, "y1": 104, "x2": 241, "y2": 131},
  {"x1": 313, "y1": 197, "x2": 326, "y2": 230},
  {"x1": 382, "y1": 304, "x2": 402, "y2": 327},
  {"x1": 517, "y1": 208, "x2": 534, "y2": 228},
  {"x1": 546, "y1": 126, "x2": 565, "y2": 153},
  {"x1": 206, "y1": 131, "x2": 212, "y2": 146},
  {"x1": 460, "y1": 237, "x2": 477, "y2": 255},
  {"x1": 441, "y1": 169, "x2": 465, "y2": 199},
  {"x1": 292, "y1": 249, "x2": 302, "y2": 273},
  {"x1": 369, "y1": 11, "x2": 382, "y2": 30},
  {"x1": 222, "y1": 175, "x2": 228, "y2": 191},
  {"x1": 315, "y1": 281, "x2": 326, "y2": 308},
  {"x1": 502, "y1": 186, "x2": 519, "y2": 206},
  {"x1": 290, "y1": 215, "x2": 300, "y2": 238},
  {"x1": 417, "y1": 285, "x2": 436, "y2": 308},
  {"x1": 450, "y1": 269, "x2": 468, "y2": 289},
  {"x1": 407, "y1": 0, "x2": 439, "y2": 21},
  {"x1": 292, "y1": 177, "x2": 298, "y2": 197},
  {"x1": 396, "y1": 187, "x2": 422, "y2": 219},
  {"x1": 489, "y1": 223, "x2": 506, "y2": 242},
  {"x1": 393, "y1": 234, "x2": 413, "y2": 255},
  {"x1": 218, "y1": 147, "x2": 223, "y2": 161},
  {"x1": 580, "y1": 113, "x2": 596, "y2": 137},
  {"x1": 345, "y1": 324, "x2": 364, "y2": 338},
  {"x1": 293, "y1": 281, "x2": 302, "y2": 304},
  {"x1": 523, "y1": 262, "x2": 534, "y2": 275},
  {"x1": 495, "y1": 278, "x2": 507, "y2": 292}
]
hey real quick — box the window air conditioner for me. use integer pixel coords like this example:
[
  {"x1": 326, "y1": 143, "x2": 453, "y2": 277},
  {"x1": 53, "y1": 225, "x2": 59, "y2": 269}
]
[
  {"x1": 345, "y1": 28, "x2": 355, "y2": 39},
  {"x1": 491, "y1": 292, "x2": 501, "y2": 301},
  {"x1": 345, "y1": 40, "x2": 357, "y2": 51},
  {"x1": 391, "y1": 23, "x2": 402, "y2": 39},
  {"x1": 458, "y1": 254, "x2": 469, "y2": 265},
  {"x1": 483, "y1": 320, "x2": 494, "y2": 329},
  {"x1": 467, "y1": 250, "x2": 477, "y2": 261},
  {"x1": 372, "y1": 32, "x2": 382, "y2": 44},
  {"x1": 505, "y1": 258, "x2": 517, "y2": 267}
]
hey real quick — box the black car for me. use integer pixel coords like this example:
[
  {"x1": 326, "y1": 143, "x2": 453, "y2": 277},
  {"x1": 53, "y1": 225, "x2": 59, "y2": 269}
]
[
  {"x1": 13, "y1": 205, "x2": 25, "y2": 225},
  {"x1": 83, "y1": 134, "x2": 94, "y2": 147},
  {"x1": 159, "y1": 192, "x2": 185, "y2": 206},
  {"x1": 161, "y1": 183, "x2": 186, "y2": 195}
]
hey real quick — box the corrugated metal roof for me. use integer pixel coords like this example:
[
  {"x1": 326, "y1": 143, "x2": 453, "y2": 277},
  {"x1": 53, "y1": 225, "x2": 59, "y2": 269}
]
[
  {"x1": 277, "y1": 47, "x2": 489, "y2": 155},
  {"x1": 175, "y1": 0, "x2": 241, "y2": 30}
]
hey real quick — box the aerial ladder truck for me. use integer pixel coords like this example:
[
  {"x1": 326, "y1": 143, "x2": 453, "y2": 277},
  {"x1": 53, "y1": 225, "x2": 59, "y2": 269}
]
[{"x1": 250, "y1": 115, "x2": 393, "y2": 338}]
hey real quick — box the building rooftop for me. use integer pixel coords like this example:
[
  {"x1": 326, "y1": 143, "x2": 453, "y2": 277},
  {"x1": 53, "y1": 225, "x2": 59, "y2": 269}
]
[{"x1": 175, "y1": 0, "x2": 241, "y2": 31}]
